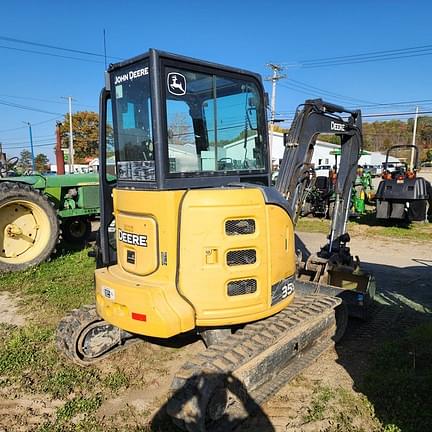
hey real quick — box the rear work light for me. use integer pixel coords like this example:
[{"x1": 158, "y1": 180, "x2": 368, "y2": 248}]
[{"x1": 132, "y1": 312, "x2": 147, "y2": 321}]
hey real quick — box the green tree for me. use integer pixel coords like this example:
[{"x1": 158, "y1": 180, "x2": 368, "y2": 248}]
[
  {"x1": 168, "y1": 113, "x2": 193, "y2": 145},
  {"x1": 18, "y1": 149, "x2": 32, "y2": 171},
  {"x1": 35, "y1": 153, "x2": 50, "y2": 173},
  {"x1": 416, "y1": 117, "x2": 432, "y2": 160},
  {"x1": 272, "y1": 124, "x2": 289, "y2": 134},
  {"x1": 60, "y1": 111, "x2": 99, "y2": 163}
]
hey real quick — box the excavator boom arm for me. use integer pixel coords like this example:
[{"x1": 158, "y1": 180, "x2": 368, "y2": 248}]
[{"x1": 275, "y1": 98, "x2": 363, "y2": 250}]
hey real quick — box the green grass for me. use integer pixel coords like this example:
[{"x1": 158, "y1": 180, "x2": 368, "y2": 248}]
[
  {"x1": 303, "y1": 385, "x2": 334, "y2": 422},
  {"x1": 0, "y1": 323, "x2": 109, "y2": 399},
  {"x1": 302, "y1": 383, "x2": 380, "y2": 432},
  {"x1": 296, "y1": 217, "x2": 331, "y2": 234},
  {"x1": 296, "y1": 215, "x2": 432, "y2": 242},
  {"x1": 0, "y1": 248, "x2": 95, "y2": 321},
  {"x1": 363, "y1": 323, "x2": 432, "y2": 432},
  {"x1": 56, "y1": 395, "x2": 103, "y2": 421}
]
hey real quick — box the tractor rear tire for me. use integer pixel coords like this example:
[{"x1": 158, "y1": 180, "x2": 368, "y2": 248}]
[
  {"x1": 0, "y1": 182, "x2": 59, "y2": 272},
  {"x1": 62, "y1": 217, "x2": 91, "y2": 244}
]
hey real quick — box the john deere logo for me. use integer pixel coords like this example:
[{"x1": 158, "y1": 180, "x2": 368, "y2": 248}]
[
  {"x1": 167, "y1": 72, "x2": 186, "y2": 96},
  {"x1": 118, "y1": 229, "x2": 148, "y2": 247}
]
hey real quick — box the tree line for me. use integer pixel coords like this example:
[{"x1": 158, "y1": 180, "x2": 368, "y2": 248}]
[{"x1": 275, "y1": 117, "x2": 432, "y2": 162}]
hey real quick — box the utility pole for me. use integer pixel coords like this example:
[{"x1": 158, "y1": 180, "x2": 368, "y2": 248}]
[
  {"x1": 61, "y1": 96, "x2": 75, "y2": 173},
  {"x1": 55, "y1": 122, "x2": 65, "y2": 175},
  {"x1": 410, "y1": 105, "x2": 419, "y2": 170},
  {"x1": 265, "y1": 64, "x2": 286, "y2": 167},
  {"x1": 103, "y1": 29, "x2": 108, "y2": 70},
  {"x1": 23, "y1": 121, "x2": 35, "y2": 172},
  {"x1": 0, "y1": 142, "x2": 5, "y2": 169}
]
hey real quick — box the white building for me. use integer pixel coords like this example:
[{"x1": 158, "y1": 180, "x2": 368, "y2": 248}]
[
  {"x1": 271, "y1": 132, "x2": 400, "y2": 169},
  {"x1": 271, "y1": 132, "x2": 339, "y2": 168},
  {"x1": 50, "y1": 164, "x2": 90, "y2": 174},
  {"x1": 358, "y1": 151, "x2": 399, "y2": 166}
]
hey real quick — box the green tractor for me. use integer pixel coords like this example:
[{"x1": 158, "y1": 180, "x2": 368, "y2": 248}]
[{"x1": 0, "y1": 161, "x2": 100, "y2": 272}]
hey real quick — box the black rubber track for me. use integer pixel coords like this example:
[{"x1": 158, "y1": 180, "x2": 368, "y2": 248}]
[
  {"x1": 167, "y1": 294, "x2": 341, "y2": 432},
  {"x1": 56, "y1": 304, "x2": 138, "y2": 366}
]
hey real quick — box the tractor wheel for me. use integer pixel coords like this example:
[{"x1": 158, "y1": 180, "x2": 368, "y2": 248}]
[
  {"x1": 0, "y1": 182, "x2": 59, "y2": 272},
  {"x1": 62, "y1": 217, "x2": 91, "y2": 244}
]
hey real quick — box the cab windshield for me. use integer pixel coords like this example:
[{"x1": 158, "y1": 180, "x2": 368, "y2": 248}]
[
  {"x1": 112, "y1": 61, "x2": 155, "y2": 181},
  {"x1": 165, "y1": 67, "x2": 266, "y2": 175}
]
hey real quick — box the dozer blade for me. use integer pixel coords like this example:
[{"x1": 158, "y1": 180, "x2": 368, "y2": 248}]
[{"x1": 167, "y1": 294, "x2": 341, "y2": 432}]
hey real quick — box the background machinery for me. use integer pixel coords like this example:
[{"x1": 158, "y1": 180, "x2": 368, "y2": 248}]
[
  {"x1": 300, "y1": 172, "x2": 333, "y2": 218},
  {"x1": 0, "y1": 165, "x2": 100, "y2": 272},
  {"x1": 57, "y1": 50, "x2": 374, "y2": 431},
  {"x1": 375, "y1": 144, "x2": 431, "y2": 222}
]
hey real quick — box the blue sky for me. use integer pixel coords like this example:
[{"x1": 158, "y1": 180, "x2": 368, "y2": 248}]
[{"x1": 1, "y1": 0, "x2": 432, "y2": 162}]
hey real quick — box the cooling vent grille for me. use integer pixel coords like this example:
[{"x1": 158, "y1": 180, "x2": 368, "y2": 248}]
[
  {"x1": 227, "y1": 279, "x2": 257, "y2": 296},
  {"x1": 225, "y1": 219, "x2": 255, "y2": 236},
  {"x1": 226, "y1": 249, "x2": 256, "y2": 266}
]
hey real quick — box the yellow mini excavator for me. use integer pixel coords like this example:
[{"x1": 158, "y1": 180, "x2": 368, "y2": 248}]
[{"x1": 57, "y1": 49, "x2": 374, "y2": 431}]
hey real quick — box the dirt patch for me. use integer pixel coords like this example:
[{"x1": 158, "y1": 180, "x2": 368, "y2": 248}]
[
  {"x1": 0, "y1": 292, "x2": 26, "y2": 327},
  {"x1": 0, "y1": 389, "x2": 62, "y2": 432},
  {"x1": 97, "y1": 337, "x2": 205, "y2": 425}
]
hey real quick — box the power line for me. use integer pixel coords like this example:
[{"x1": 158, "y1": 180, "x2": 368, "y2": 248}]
[
  {"x1": 0, "y1": 99, "x2": 62, "y2": 115},
  {"x1": 300, "y1": 43, "x2": 432, "y2": 64},
  {"x1": 347, "y1": 99, "x2": 432, "y2": 109},
  {"x1": 276, "y1": 97, "x2": 432, "y2": 117},
  {"x1": 0, "y1": 44, "x2": 104, "y2": 64},
  {"x1": 2, "y1": 142, "x2": 55, "y2": 150},
  {"x1": 0, "y1": 35, "x2": 122, "y2": 60},
  {"x1": 274, "y1": 109, "x2": 432, "y2": 124},
  {"x1": 0, "y1": 94, "x2": 97, "y2": 109},
  {"x1": 288, "y1": 79, "x2": 376, "y2": 104},
  {"x1": 0, "y1": 116, "x2": 63, "y2": 134},
  {"x1": 274, "y1": 43, "x2": 432, "y2": 69},
  {"x1": 304, "y1": 51, "x2": 432, "y2": 68},
  {"x1": 363, "y1": 110, "x2": 432, "y2": 118},
  {"x1": 1, "y1": 136, "x2": 54, "y2": 145},
  {"x1": 279, "y1": 81, "x2": 374, "y2": 106}
]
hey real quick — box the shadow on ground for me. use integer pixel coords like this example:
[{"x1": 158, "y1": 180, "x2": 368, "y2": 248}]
[
  {"x1": 350, "y1": 211, "x2": 412, "y2": 228},
  {"x1": 335, "y1": 259, "x2": 432, "y2": 432},
  {"x1": 150, "y1": 372, "x2": 275, "y2": 432}
]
